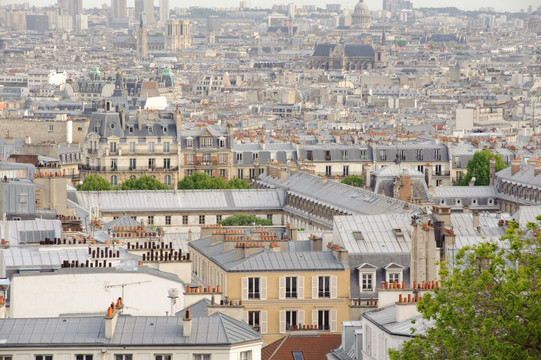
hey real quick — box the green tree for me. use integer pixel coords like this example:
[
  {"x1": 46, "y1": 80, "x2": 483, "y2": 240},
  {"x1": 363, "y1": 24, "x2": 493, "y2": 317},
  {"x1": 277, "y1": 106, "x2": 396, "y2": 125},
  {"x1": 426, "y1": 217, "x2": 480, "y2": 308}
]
[
  {"x1": 456, "y1": 149, "x2": 507, "y2": 186},
  {"x1": 341, "y1": 175, "x2": 363, "y2": 187},
  {"x1": 390, "y1": 218, "x2": 541, "y2": 360},
  {"x1": 227, "y1": 177, "x2": 252, "y2": 189},
  {"x1": 120, "y1": 175, "x2": 170, "y2": 190},
  {"x1": 218, "y1": 213, "x2": 273, "y2": 226},
  {"x1": 76, "y1": 175, "x2": 114, "y2": 191}
]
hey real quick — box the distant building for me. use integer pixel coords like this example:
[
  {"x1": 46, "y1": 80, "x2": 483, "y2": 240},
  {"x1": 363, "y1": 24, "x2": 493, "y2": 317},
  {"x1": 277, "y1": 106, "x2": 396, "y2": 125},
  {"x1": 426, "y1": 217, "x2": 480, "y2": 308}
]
[
  {"x1": 351, "y1": 0, "x2": 371, "y2": 29},
  {"x1": 307, "y1": 44, "x2": 384, "y2": 70},
  {"x1": 159, "y1": 0, "x2": 169, "y2": 24},
  {"x1": 164, "y1": 19, "x2": 191, "y2": 52},
  {"x1": 111, "y1": 0, "x2": 127, "y2": 20},
  {"x1": 26, "y1": 14, "x2": 49, "y2": 32}
]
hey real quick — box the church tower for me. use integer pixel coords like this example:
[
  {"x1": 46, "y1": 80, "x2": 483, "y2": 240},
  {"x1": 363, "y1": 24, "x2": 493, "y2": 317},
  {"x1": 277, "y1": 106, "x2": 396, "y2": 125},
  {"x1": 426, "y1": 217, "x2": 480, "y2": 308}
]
[{"x1": 136, "y1": 17, "x2": 148, "y2": 58}]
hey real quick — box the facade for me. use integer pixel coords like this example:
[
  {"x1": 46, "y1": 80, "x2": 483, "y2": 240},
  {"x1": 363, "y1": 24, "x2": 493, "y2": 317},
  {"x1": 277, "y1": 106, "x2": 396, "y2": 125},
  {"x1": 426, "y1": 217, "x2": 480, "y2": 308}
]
[
  {"x1": 165, "y1": 20, "x2": 191, "y2": 52},
  {"x1": 111, "y1": 0, "x2": 127, "y2": 20},
  {"x1": 307, "y1": 44, "x2": 384, "y2": 70},
  {"x1": 82, "y1": 109, "x2": 181, "y2": 189},
  {"x1": 189, "y1": 230, "x2": 350, "y2": 344},
  {"x1": 233, "y1": 143, "x2": 297, "y2": 181},
  {"x1": 495, "y1": 157, "x2": 541, "y2": 214}
]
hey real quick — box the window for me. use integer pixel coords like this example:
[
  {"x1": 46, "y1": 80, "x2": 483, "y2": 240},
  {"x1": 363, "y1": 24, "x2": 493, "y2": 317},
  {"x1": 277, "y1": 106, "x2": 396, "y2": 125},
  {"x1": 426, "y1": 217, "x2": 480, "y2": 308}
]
[
  {"x1": 248, "y1": 311, "x2": 260, "y2": 332},
  {"x1": 129, "y1": 158, "x2": 136, "y2": 169},
  {"x1": 48, "y1": 125, "x2": 53, "y2": 132},
  {"x1": 36, "y1": 356, "x2": 52, "y2": 360},
  {"x1": 417, "y1": 165, "x2": 424, "y2": 173},
  {"x1": 164, "y1": 175, "x2": 171, "y2": 186},
  {"x1": 110, "y1": 175, "x2": 117, "y2": 186},
  {"x1": 248, "y1": 277, "x2": 260, "y2": 299},
  {"x1": 238, "y1": 169, "x2": 244, "y2": 179},
  {"x1": 216, "y1": 215, "x2": 222, "y2": 222},
  {"x1": 187, "y1": 169, "x2": 194, "y2": 176},
  {"x1": 110, "y1": 142, "x2": 117, "y2": 154},
  {"x1": 306, "y1": 150, "x2": 313, "y2": 161},
  {"x1": 388, "y1": 273, "x2": 400, "y2": 284},
  {"x1": 292, "y1": 352, "x2": 304, "y2": 360},
  {"x1": 148, "y1": 158, "x2": 156, "y2": 169},
  {"x1": 220, "y1": 169, "x2": 226, "y2": 178},
  {"x1": 199, "y1": 215, "x2": 205, "y2": 225},
  {"x1": 148, "y1": 126, "x2": 153, "y2": 134},
  {"x1": 341, "y1": 150, "x2": 348, "y2": 161},
  {"x1": 249, "y1": 168, "x2": 255, "y2": 179},
  {"x1": 193, "y1": 355, "x2": 210, "y2": 360},
  {"x1": 325, "y1": 151, "x2": 331, "y2": 160},
  {"x1": 236, "y1": 153, "x2": 243, "y2": 161},
  {"x1": 164, "y1": 158, "x2": 171, "y2": 170},
  {"x1": 325, "y1": 166, "x2": 332, "y2": 177},
  {"x1": 165, "y1": 216, "x2": 171, "y2": 225},
  {"x1": 219, "y1": 153, "x2": 226, "y2": 163},
  {"x1": 417, "y1": 149, "x2": 423, "y2": 160},
  {"x1": 186, "y1": 138, "x2": 193, "y2": 148},
  {"x1": 187, "y1": 154, "x2": 194, "y2": 164},
  {"x1": 201, "y1": 138, "x2": 213, "y2": 147},
  {"x1": 163, "y1": 142, "x2": 170, "y2": 153},
  {"x1": 317, "y1": 310, "x2": 330, "y2": 331},
  {"x1": 343, "y1": 165, "x2": 349, "y2": 177},
  {"x1": 182, "y1": 215, "x2": 188, "y2": 225},
  {"x1": 76, "y1": 356, "x2": 93, "y2": 360},
  {"x1": 434, "y1": 165, "x2": 442, "y2": 176},
  {"x1": 286, "y1": 310, "x2": 297, "y2": 330},
  {"x1": 353, "y1": 231, "x2": 364, "y2": 241},
  {"x1": 362, "y1": 273, "x2": 373, "y2": 291},
  {"x1": 148, "y1": 216, "x2": 154, "y2": 225},
  {"x1": 148, "y1": 142, "x2": 155, "y2": 153},
  {"x1": 1, "y1": 355, "x2": 12, "y2": 360},
  {"x1": 286, "y1": 276, "x2": 297, "y2": 298},
  {"x1": 115, "y1": 355, "x2": 132, "y2": 360},
  {"x1": 267, "y1": 214, "x2": 273, "y2": 221},
  {"x1": 110, "y1": 159, "x2": 117, "y2": 170},
  {"x1": 400, "y1": 150, "x2": 406, "y2": 161},
  {"x1": 203, "y1": 153, "x2": 210, "y2": 163},
  {"x1": 379, "y1": 150, "x2": 387, "y2": 161},
  {"x1": 434, "y1": 149, "x2": 441, "y2": 160},
  {"x1": 239, "y1": 351, "x2": 252, "y2": 360},
  {"x1": 129, "y1": 142, "x2": 136, "y2": 153},
  {"x1": 318, "y1": 276, "x2": 330, "y2": 298},
  {"x1": 155, "y1": 356, "x2": 171, "y2": 360}
]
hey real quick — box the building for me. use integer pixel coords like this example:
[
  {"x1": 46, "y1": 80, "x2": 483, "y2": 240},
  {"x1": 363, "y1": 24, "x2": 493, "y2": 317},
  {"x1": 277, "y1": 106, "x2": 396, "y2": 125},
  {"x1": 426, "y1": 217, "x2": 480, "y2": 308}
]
[
  {"x1": 160, "y1": 0, "x2": 169, "y2": 24},
  {"x1": 164, "y1": 19, "x2": 191, "y2": 52},
  {"x1": 351, "y1": 0, "x2": 371, "y2": 29},
  {"x1": 111, "y1": 0, "x2": 127, "y2": 20},
  {"x1": 495, "y1": 157, "x2": 541, "y2": 214},
  {"x1": 136, "y1": 19, "x2": 149, "y2": 58},
  {"x1": 307, "y1": 44, "x2": 384, "y2": 70},
  {"x1": 135, "y1": 0, "x2": 155, "y2": 26},
  {"x1": 189, "y1": 228, "x2": 351, "y2": 344},
  {"x1": 68, "y1": 0, "x2": 83, "y2": 29}
]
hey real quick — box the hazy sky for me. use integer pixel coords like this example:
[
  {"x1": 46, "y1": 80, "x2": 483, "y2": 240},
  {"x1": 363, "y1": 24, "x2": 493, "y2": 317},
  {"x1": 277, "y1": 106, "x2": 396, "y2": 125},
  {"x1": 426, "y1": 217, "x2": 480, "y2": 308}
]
[{"x1": 2, "y1": 0, "x2": 538, "y2": 13}]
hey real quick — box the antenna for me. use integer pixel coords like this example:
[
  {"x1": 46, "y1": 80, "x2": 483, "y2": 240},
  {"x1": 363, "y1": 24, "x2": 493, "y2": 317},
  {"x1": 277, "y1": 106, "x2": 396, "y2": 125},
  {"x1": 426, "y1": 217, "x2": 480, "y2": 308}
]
[{"x1": 104, "y1": 280, "x2": 151, "y2": 312}]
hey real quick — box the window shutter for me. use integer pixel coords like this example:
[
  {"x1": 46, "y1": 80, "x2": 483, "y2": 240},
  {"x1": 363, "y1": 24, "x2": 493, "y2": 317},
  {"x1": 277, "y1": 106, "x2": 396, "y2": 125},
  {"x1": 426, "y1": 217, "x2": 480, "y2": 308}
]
[
  {"x1": 312, "y1": 276, "x2": 318, "y2": 299},
  {"x1": 331, "y1": 276, "x2": 337, "y2": 299},
  {"x1": 298, "y1": 276, "x2": 304, "y2": 299},
  {"x1": 241, "y1": 277, "x2": 248, "y2": 300},
  {"x1": 298, "y1": 310, "x2": 305, "y2": 328},
  {"x1": 260, "y1": 277, "x2": 267, "y2": 300},
  {"x1": 261, "y1": 311, "x2": 268, "y2": 334},
  {"x1": 279, "y1": 276, "x2": 285, "y2": 300},
  {"x1": 330, "y1": 309, "x2": 338, "y2": 332},
  {"x1": 279, "y1": 310, "x2": 286, "y2": 333},
  {"x1": 312, "y1": 310, "x2": 318, "y2": 327}
]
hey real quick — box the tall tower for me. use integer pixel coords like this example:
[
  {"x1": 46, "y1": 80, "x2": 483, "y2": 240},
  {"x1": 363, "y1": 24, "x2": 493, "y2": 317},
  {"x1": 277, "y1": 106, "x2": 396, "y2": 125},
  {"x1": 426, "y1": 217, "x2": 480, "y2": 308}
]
[
  {"x1": 135, "y1": 0, "x2": 154, "y2": 26},
  {"x1": 136, "y1": 18, "x2": 148, "y2": 57},
  {"x1": 111, "y1": 0, "x2": 127, "y2": 20},
  {"x1": 159, "y1": 0, "x2": 169, "y2": 24},
  {"x1": 68, "y1": 0, "x2": 82, "y2": 29}
]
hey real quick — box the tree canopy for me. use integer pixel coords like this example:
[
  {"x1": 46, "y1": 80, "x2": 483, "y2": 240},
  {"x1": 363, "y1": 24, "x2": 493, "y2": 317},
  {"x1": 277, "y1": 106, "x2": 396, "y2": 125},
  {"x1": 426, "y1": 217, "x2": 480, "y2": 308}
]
[
  {"x1": 120, "y1": 175, "x2": 170, "y2": 190},
  {"x1": 341, "y1": 175, "x2": 363, "y2": 187},
  {"x1": 456, "y1": 149, "x2": 507, "y2": 186},
  {"x1": 177, "y1": 172, "x2": 252, "y2": 190},
  {"x1": 76, "y1": 175, "x2": 114, "y2": 191},
  {"x1": 390, "y1": 218, "x2": 541, "y2": 360},
  {"x1": 218, "y1": 213, "x2": 272, "y2": 226}
]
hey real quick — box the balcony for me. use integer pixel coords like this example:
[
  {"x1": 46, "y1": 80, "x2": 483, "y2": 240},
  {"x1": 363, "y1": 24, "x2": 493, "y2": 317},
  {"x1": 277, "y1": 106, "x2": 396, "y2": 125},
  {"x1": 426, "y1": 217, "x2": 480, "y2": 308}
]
[{"x1": 87, "y1": 149, "x2": 98, "y2": 155}]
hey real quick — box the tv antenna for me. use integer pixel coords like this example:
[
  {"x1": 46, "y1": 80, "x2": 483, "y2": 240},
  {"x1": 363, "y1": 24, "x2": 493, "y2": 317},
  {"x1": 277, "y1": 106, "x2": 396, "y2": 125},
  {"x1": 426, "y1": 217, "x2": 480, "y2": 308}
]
[{"x1": 104, "y1": 280, "x2": 151, "y2": 312}]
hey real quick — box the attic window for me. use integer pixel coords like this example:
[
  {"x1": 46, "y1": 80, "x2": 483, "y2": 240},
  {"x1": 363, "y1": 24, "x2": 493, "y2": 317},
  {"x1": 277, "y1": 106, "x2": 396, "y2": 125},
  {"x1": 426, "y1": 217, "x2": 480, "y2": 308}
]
[
  {"x1": 353, "y1": 231, "x2": 365, "y2": 241},
  {"x1": 292, "y1": 352, "x2": 304, "y2": 360},
  {"x1": 129, "y1": 126, "x2": 134, "y2": 133},
  {"x1": 148, "y1": 126, "x2": 153, "y2": 134},
  {"x1": 110, "y1": 123, "x2": 115, "y2": 129},
  {"x1": 163, "y1": 126, "x2": 167, "y2": 133},
  {"x1": 392, "y1": 228, "x2": 404, "y2": 238}
]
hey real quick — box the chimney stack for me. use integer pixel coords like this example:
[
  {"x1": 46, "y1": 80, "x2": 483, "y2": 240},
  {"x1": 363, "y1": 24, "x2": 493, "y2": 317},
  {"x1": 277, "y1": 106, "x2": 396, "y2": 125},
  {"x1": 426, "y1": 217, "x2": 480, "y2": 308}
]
[
  {"x1": 183, "y1": 307, "x2": 192, "y2": 337},
  {"x1": 511, "y1": 157, "x2": 520, "y2": 176},
  {"x1": 310, "y1": 234, "x2": 322, "y2": 251},
  {"x1": 105, "y1": 298, "x2": 123, "y2": 339},
  {"x1": 472, "y1": 210, "x2": 479, "y2": 228},
  {"x1": 489, "y1": 157, "x2": 496, "y2": 186},
  {"x1": 535, "y1": 159, "x2": 541, "y2": 177}
]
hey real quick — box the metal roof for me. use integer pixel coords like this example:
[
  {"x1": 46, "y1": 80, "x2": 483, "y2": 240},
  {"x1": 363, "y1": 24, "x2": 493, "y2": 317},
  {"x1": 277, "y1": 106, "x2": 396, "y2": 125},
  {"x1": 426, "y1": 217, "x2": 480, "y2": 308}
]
[
  {"x1": 0, "y1": 219, "x2": 62, "y2": 246},
  {"x1": 363, "y1": 305, "x2": 434, "y2": 337},
  {"x1": 0, "y1": 247, "x2": 89, "y2": 269},
  {"x1": 0, "y1": 312, "x2": 261, "y2": 346},
  {"x1": 432, "y1": 186, "x2": 498, "y2": 199}
]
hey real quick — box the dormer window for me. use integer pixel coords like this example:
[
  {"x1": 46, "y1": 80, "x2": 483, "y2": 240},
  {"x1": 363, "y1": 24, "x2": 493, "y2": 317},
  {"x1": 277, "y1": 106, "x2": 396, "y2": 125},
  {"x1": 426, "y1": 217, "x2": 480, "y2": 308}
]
[
  {"x1": 201, "y1": 137, "x2": 213, "y2": 147},
  {"x1": 148, "y1": 125, "x2": 153, "y2": 134},
  {"x1": 186, "y1": 137, "x2": 193, "y2": 148},
  {"x1": 357, "y1": 263, "x2": 378, "y2": 292},
  {"x1": 218, "y1": 136, "x2": 226, "y2": 148},
  {"x1": 384, "y1": 263, "x2": 405, "y2": 285},
  {"x1": 392, "y1": 228, "x2": 404, "y2": 239},
  {"x1": 353, "y1": 231, "x2": 365, "y2": 241},
  {"x1": 163, "y1": 126, "x2": 168, "y2": 133}
]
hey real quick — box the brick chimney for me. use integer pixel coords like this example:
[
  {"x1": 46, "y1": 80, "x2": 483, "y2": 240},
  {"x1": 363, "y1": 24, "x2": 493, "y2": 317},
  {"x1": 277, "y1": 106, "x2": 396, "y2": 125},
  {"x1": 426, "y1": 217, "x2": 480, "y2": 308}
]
[
  {"x1": 105, "y1": 298, "x2": 123, "y2": 339},
  {"x1": 396, "y1": 294, "x2": 421, "y2": 322},
  {"x1": 310, "y1": 234, "x2": 322, "y2": 251},
  {"x1": 183, "y1": 307, "x2": 192, "y2": 337},
  {"x1": 511, "y1": 157, "x2": 521, "y2": 176},
  {"x1": 472, "y1": 210, "x2": 480, "y2": 228}
]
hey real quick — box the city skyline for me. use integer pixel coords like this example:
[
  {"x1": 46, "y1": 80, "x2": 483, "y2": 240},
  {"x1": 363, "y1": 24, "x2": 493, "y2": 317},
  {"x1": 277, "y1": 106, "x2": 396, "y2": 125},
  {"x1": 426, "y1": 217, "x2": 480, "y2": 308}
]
[{"x1": 1, "y1": 0, "x2": 539, "y2": 13}]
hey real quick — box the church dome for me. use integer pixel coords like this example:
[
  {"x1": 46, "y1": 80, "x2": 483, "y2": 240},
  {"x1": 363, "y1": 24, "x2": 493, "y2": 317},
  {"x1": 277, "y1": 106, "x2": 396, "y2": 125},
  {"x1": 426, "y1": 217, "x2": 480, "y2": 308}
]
[{"x1": 352, "y1": 0, "x2": 371, "y2": 29}]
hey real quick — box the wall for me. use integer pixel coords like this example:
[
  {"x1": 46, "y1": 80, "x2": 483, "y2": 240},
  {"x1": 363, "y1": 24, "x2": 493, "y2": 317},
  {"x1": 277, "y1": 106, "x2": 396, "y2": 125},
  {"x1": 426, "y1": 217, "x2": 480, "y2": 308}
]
[{"x1": 0, "y1": 118, "x2": 88, "y2": 144}]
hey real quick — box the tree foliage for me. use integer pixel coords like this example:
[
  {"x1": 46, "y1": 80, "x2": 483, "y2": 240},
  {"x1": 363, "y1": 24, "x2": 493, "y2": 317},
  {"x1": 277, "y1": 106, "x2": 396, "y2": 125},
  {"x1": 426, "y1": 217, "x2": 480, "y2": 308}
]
[
  {"x1": 341, "y1": 175, "x2": 364, "y2": 187},
  {"x1": 76, "y1": 175, "x2": 114, "y2": 191},
  {"x1": 120, "y1": 175, "x2": 170, "y2": 190},
  {"x1": 218, "y1": 213, "x2": 272, "y2": 226},
  {"x1": 390, "y1": 218, "x2": 541, "y2": 360},
  {"x1": 177, "y1": 172, "x2": 252, "y2": 190},
  {"x1": 456, "y1": 149, "x2": 507, "y2": 186}
]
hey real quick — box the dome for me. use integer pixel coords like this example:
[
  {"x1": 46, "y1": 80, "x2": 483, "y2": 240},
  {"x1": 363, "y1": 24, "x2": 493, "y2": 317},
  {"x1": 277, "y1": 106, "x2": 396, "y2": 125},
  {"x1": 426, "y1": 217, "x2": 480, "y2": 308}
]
[
  {"x1": 352, "y1": 0, "x2": 371, "y2": 29},
  {"x1": 354, "y1": 0, "x2": 370, "y2": 14}
]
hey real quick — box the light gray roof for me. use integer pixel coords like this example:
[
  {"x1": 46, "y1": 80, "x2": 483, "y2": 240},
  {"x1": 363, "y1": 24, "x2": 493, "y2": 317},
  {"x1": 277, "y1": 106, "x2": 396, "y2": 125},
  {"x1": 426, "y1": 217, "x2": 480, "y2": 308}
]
[
  {"x1": 372, "y1": 163, "x2": 425, "y2": 178},
  {"x1": 496, "y1": 163, "x2": 541, "y2": 188},
  {"x1": 512, "y1": 206, "x2": 541, "y2": 229},
  {"x1": 0, "y1": 312, "x2": 261, "y2": 346},
  {"x1": 450, "y1": 213, "x2": 509, "y2": 248},
  {"x1": 0, "y1": 247, "x2": 89, "y2": 269},
  {"x1": 75, "y1": 189, "x2": 284, "y2": 213},
  {"x1": 333, "y1": 214, "x2": 412, "y2": 254},
  {"x1": 0, "y1": 219, "x2": 63, "y2": 246},
  {"x1": 189, "y1": 237, "x2": 346, "y2": 272},
  {"x1": 363, "y1": 305, "x2": 434, "y2": 337},
  {"x1": 432, "y1": 186, "x2": 498, "y2": 199}
]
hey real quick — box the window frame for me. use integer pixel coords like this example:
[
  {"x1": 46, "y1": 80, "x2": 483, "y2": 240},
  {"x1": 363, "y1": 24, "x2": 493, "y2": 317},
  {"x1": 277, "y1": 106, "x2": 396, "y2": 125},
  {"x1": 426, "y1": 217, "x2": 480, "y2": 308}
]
[
  {"x1": 318, "y1": 276, "x2": 330, "y2": 298},
  {"x1": 165, "y1": 215, "x2": 171, "y2": 225},
  {"x1": 248, "y1": 277, "x2": 260, "y2": 299},
  {"x1": 285, "y1": 276, "x2": 297, "y2": 298}
]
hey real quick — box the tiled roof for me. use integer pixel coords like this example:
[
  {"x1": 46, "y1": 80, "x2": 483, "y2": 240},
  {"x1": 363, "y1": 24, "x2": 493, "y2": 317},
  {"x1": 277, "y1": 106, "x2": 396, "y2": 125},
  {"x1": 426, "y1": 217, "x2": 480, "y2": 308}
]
[{"x1": 262, "y1": 334, "x2": 342, "y2": 360}]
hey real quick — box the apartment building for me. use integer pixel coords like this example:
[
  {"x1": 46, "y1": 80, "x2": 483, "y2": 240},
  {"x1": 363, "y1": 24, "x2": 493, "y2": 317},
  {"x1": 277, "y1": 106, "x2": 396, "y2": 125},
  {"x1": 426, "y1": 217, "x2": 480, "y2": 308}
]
[
  {"x1": 189, "y1": 228, "x2": 350, "y2": 344},
  {"x1": 82, "y1": 108, "x2": 182, "y2": 188}
]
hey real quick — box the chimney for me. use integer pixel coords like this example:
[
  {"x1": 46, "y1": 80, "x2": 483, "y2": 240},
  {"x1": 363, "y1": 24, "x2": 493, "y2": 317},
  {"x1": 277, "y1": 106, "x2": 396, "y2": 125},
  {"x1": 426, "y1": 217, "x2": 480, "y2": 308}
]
[
  {"x1": 489, "y1": 157, "x2": 495, "y2": 186},
  {"x1": 424, "y1": 163, "x2": 432, "y2": 189},
  {"x1": 463, "y1": 204, "x2": 470, "y2": 213},
  {"x1": 363, "y1": 163, "x2": 372, "y2": 189},
  {"x1": 105, "y1": 299, "x2": 123, "y2": 339},
  {"x1": 119, "y1": 110, "x2": 126, "y2": 130},
  {"x1": 432, "y1": 205, "x2": 451, "y2": 226},
  {"x1": 511, "y1": 157, "x2": 520, "y2": 176},
  {"x1": 287, "y1": 224, "x2": 298, "y2": 241},
  {"x1": 310, "y1": 234, "x2": 322, "y2": 251},
  {"x1": 322, "y1": 175, "x2": 327, "y2": 184},
  {"x1": 234, "y1": 242, "x2": 264, "y2": 260},
  {"x1": 136, "y1": 110, "x2": 142, "y2": 130},
  {"x1": 183, "y1": 307, "x2": 192, "y2": 337},
  {"x1": 535, "y1": 160, "x2": 541, "y2": 177},
  {"x1": 66, "y1": 119, "x2": 73, "y2": 144},
  {"x1": 472, "y1": 210, "x2": 479, "y2": 228},
  {"x1": 396, "y1": 296, "x2": 421, "y2": 323}
]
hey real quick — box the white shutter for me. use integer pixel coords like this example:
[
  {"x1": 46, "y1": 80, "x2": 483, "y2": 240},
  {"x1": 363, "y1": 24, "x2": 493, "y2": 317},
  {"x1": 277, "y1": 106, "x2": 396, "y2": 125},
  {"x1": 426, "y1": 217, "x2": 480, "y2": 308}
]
[
  {"x1": 260, "y1": 277, "x2": 267, "y2": 300},
  {"x1": 312, "y1": 276, "x2": 318, "y2": 299},
  {"x1": 241, "y1": 277, "x2": 248, "y2": 300},
  {"x1": 298, "y1": 310, "x2": 305, "y2": 328},
  {"x1": 330, "y1": 309, "x2": 338, "y2": 332},
  {"x1": 279, "y1": 310, "x2": 286, "y2": 333},
  {"x1": 312, "y1": 310, "x2": 318, "y2": 327},
  {"x1": 298, "y1": 276, "x2": 304, "y2": 299},
  {"x1": 261, "y1": 311, "x2": 267, "y2": 334},
  {"x1": 331, "y1": 276, "x2": 337, "y2": 299},
  {"x1": 279, "y1": 276, "x2": 285, "y2": 300}
]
